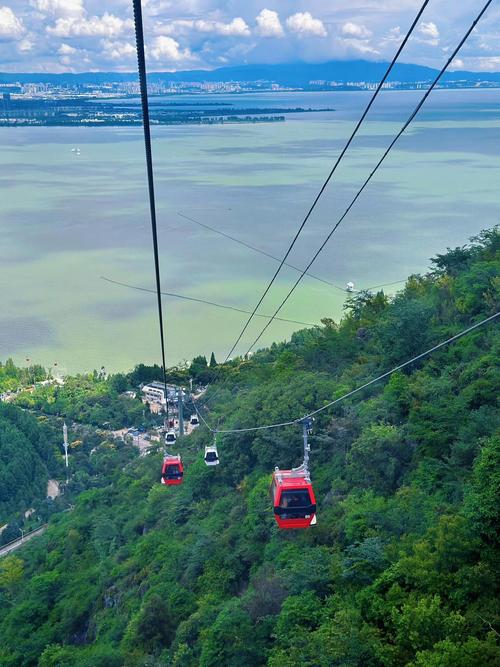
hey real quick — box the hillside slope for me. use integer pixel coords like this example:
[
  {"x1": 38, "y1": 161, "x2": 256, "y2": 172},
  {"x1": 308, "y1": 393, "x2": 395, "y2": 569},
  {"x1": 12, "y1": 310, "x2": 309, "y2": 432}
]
[
  {"x1": 0, "y1": 229, "x2": 498, "y2": 667},
  {"x1": 0, "y1": 406, "x2": 60, "y2": 521}
]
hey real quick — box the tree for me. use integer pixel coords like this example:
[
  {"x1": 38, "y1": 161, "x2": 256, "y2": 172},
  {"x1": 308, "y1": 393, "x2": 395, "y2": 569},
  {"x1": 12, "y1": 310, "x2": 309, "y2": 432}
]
[
  {"x1": 209, "y1": 352, "x2": 217, "y2": 368},
  {"x1": 463, "y1": 435, "x2": 500, "y2": 545},
  {"x1": 375, "y1": 297, "x2": 434, "y2": 364},
  {"x1": 410, "y1": 634, "x2": 500, "y2": 666},
  {"x1": 0, "y1": 556, "x2": 24, "y2": 596},
  {"x1": 199, "y1": 599, "x2": 266, "y2": 667},
  {"x1": 189, "y1": 355, "x2": 212, "y2": 383},
  {"x1": 123, "y1": 593, "x2": 176, "y2": 652},
  {"x1": 347, "y1": 423, "x2": 411, "y2": 495}
]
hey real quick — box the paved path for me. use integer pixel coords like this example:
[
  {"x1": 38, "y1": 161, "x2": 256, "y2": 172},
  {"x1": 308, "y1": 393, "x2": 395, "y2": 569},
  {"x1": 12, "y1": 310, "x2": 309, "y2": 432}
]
[{"x1": 0, "y1": 525, "x2": 47, "y2": 558}]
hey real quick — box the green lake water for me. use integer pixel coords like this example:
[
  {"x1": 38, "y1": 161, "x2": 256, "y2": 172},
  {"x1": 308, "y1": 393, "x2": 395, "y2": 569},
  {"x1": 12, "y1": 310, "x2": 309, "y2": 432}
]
[{"x1": 1, "y1": 89, "x2": 499, "y2": 373}]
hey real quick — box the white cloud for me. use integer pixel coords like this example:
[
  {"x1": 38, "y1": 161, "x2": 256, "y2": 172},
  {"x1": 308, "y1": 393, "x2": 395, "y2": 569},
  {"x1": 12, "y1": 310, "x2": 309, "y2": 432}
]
[
  {"x1": 18, "y1": 37, "x2": 34, "y2": 52},
  {"x1": 341, "y1": 22, "x2": 372, "y2": 39},
  {"x1": 474, "y1": 56, "x2": 500, "y2": 71},
  {"x1": 1, "y1": 1, "x2": 498, "y2": 74},
  {"x1": 450, "y1": 58, "x2": 464, "y2": 69},
  {"x1": 0, "y1": 6, "x2": 25, "y2": 40},
  {"x1": 380, "y1": 25, "x2": 402, "y2": 46},
  {"x1": 101, "y1": 39, "x2": 135, "y2": 61},
  {"x1": 47, "y1": 12, "x2": 133, "y2": 38},
  {"x1": 149, "y1": 35, "x2": 195, "y2": 64},
  {"x1": 154, "y1": 17, "x2": 250, "y2": 38},
  {"x1": 152, "y1": 19, "x2": 188, "y2": 36},
  {"x1": 419, "y1": 21, "x2": 439, "y2": 45},
  {"x1": 31, "y1": 0, "x2": 84, "y2": 19},
  {"x1": 194, "y1": 17, "x2": 250, "y2": 37},
  {"x1": 255, "y1": 9, "x2": 284, "y2": 38},
  {"x1": 286, "y1": 12, "x2": 327, "y2": 37},
  {"x1": 341, "y1": 38, "x2": 380, "y2": 55},
  {"x1": 57, "y1": 41, "x2": 76, "y2": 54}
]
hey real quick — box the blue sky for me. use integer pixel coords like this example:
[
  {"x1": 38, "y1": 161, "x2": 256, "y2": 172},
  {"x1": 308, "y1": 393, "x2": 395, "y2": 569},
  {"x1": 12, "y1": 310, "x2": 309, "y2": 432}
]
[{"x1": 1, "y1": 1, "x2": 499, "y2": 73}]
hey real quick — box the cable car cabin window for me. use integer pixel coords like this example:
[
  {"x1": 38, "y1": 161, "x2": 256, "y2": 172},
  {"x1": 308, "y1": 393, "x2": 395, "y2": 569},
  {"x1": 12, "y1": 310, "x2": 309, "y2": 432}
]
[
  {"x1": 164, "y1": 465, "x2": 182, "y2": 478},
  {"x1": 205, "y1": 451, "x2": 218, "y2": 462},
  {"x1": 278, "y1": 490, "x2": 314, "y2": 518}
]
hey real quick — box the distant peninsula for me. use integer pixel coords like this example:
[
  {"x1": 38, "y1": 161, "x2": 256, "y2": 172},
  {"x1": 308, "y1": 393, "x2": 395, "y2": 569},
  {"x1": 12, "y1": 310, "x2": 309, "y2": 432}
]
[{"x1": 0, "y1": 98, "x2": 334, "y2": 127}]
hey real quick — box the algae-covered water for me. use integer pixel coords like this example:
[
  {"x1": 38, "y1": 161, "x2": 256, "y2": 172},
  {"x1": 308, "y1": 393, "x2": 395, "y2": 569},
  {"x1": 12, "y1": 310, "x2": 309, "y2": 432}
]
[{"x1": 1, "y1": 88, "x2": 499, "y2": 373}]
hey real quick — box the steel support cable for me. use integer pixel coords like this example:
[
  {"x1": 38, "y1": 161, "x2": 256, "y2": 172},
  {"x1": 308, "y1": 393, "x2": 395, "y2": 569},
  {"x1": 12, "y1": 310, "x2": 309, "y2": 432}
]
[
  {"x1": 189, "y1": 275, "x2": 405, "y2": 412},
  {"x1": 243, "y1": 0, "x2": 494, "y2": 358},
  {"x1": 364, "y1": 279, "x2": 407, "y2": 291},
  {"x1": 191, "y1": 398, "x2": 214, "y2": 432},
  {"x1": 178, "y1": 212, "x2": 346, "y2": 292},
  {"x1": 221, "y1": 0, "x2": 432, "y2": 363},
  {"x1": 132, "y1": 0, "x2": 169, "y2": 419},
  {"x1": 178, "y1": 212, "x2": 408, "y2": 294},
  {"x1": 100, "y1": 276, "x2": 316, "y2": 327},
  {"x1": 197, "y1": 311, "x2": 499, "y2": 435}
]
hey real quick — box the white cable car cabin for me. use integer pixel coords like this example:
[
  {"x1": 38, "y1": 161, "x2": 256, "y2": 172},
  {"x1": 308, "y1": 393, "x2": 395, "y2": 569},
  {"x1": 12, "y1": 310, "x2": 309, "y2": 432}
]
[
  {"x1": 190, "y1": 414, "x2": 200, "y2": 427},
  {"x1": 204, "y1": 445, "x2": 219, "y2": 466},
  {"x1": 165, "y1": 430, "x2": 176, "y2": 445}
]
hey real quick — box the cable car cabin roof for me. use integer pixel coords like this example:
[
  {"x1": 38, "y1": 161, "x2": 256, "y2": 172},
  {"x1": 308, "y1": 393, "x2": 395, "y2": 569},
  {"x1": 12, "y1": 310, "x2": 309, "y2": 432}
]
[
  {"x1": 161, "y1": 455, "x2": 184, "y2": 486},
  {"x1": 271, "y1": 467, "x2": 316, "y2": 529},
  {"x1": 273, "y1": 465, "x2": 311, "y2": 487}
]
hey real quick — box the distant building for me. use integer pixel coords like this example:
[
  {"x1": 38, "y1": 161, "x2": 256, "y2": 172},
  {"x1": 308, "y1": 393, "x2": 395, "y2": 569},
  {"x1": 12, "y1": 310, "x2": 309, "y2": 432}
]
[
  {"x1": 141, "y1": 382, "x2": 181, "y2": 412},
  {"x1": 141, "y1": 381, "x2": 167, "y2": 407},
  {"x1": 122, "y1": 390, "x2": 137, "y2": 399}
]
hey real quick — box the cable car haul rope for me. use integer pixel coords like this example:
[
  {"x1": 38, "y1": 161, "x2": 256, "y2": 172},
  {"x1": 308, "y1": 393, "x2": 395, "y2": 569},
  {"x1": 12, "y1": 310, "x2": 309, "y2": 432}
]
[{"x1": 131, "y1": 0, "x2": 497, "y2": 527}]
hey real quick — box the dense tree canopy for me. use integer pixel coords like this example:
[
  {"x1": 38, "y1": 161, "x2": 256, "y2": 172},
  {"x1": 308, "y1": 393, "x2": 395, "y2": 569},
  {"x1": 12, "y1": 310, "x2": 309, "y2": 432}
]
[
  {"x1": 14, "y1": 375, "x2": 150, "y2": 430},
  {"x1": 0, "y1": 405, "x2": 60, "y2": 519}
]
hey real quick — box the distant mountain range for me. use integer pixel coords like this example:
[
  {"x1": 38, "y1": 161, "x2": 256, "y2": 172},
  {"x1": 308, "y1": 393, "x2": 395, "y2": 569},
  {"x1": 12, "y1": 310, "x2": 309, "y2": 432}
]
[{"x1": 1, "y1": 60, "x2": 500, "y2": 86}]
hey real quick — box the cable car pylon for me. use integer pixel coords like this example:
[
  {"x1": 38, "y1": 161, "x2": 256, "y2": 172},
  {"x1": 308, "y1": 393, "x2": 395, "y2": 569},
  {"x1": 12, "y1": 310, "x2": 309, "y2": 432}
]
[{"x1": 271, "y1": 418, "x2": 317, "y2": 530}]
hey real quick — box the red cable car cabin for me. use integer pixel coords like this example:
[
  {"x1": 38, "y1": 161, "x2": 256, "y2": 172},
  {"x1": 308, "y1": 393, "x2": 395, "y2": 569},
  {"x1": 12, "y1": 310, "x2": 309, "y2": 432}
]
[
  {"x1": 161, "y1": 455, "x2": 184, "y2": 486},
  {"x1": 271, "y1": 466, "x2": 316, "y2": 529}
]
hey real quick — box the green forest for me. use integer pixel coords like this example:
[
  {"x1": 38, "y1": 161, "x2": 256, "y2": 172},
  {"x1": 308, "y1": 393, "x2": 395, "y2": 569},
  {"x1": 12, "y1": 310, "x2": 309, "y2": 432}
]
[
  {"x1": 14, "y1": 374, "x2": 149, "y2": 430},
  {"x1": 0, "y1": 229, "x2": 498, "y2": 666},
  {"x1": 0, "y1": 405, "x2": 58, "y2": 518},
  {"x1": 0, "y1": 360, "x2": 47, "y2": 393}
]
